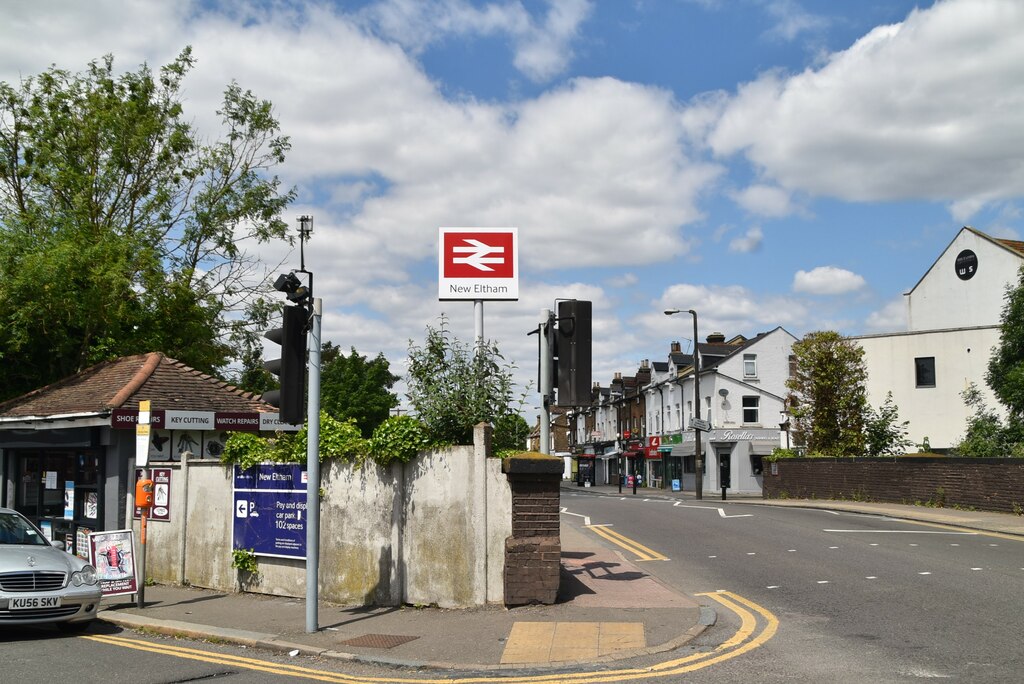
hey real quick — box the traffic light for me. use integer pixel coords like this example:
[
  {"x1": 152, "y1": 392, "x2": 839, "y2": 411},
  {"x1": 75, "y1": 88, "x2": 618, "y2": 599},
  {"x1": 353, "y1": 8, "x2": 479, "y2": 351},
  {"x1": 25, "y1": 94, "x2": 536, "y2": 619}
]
[
  {"x1": 263, "y1": 304, "x2": 307, "y2": 424},
  {"x1": 556, "y1": 299, "x2": 592, "y2": 407}
]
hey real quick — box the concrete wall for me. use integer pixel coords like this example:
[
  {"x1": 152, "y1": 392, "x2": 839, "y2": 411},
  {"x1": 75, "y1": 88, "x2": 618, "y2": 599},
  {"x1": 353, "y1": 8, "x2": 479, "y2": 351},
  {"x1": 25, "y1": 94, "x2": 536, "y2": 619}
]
[
  {"x1": 763, "y1": 457, "x2": 1024, "y2": 514},
  {"x1": 132, "y1": 424, "x2": 514, "y2": 607}
]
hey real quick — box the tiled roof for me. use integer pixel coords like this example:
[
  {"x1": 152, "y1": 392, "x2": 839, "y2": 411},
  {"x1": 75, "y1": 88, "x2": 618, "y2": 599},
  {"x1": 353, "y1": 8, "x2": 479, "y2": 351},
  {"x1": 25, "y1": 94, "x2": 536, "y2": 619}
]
[
  {"x1": 995, "y1": 238, "x2": 1024, "y2": 256},
  {"x1": 0, "y1": 352, "x2": 273, "y2": 418}
]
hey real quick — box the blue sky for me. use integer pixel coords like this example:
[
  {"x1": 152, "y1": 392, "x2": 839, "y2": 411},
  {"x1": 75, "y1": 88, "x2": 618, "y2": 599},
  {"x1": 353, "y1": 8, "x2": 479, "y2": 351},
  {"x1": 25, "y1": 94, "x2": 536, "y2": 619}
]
[{"x1": 3, "y1": 1, "x2": 1023, "y2": 412}]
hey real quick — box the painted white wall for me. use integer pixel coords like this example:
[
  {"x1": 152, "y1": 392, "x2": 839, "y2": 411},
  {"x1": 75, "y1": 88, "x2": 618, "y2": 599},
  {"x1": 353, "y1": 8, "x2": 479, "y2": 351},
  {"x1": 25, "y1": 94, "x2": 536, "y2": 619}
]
[
  {"x1": 855, "y1": 327, "x2": 1003, "y2": 451},
  {"x1": 907, "y1": 229, "x2": 1022, "y2": 331}
]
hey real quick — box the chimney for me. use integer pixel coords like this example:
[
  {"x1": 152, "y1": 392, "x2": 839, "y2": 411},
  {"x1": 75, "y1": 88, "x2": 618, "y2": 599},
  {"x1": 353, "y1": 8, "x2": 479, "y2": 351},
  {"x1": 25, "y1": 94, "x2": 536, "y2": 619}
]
[
  {"x1": 670, "y1": 341, "x2": 681, "y2": 353},
  {"x1": 706, "y1": 332, "x2": 726, "y2": 344}
]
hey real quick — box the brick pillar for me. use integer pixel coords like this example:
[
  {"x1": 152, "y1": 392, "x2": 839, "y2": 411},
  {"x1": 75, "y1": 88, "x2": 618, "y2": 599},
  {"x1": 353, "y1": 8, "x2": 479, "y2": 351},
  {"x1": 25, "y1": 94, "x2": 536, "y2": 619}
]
[{"x1": 502, "y1": 454, "x2": 563, "y2": 606}]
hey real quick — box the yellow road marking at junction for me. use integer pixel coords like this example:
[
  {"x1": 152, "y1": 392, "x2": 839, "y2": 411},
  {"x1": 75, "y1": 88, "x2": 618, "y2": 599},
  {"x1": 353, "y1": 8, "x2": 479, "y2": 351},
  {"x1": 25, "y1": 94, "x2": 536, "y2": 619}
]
[
  {"x1": 85, "y1": 590, "x2": 777, "y2": 684},
  {"x1": 586, "y1": 525, "x2": 669, "y2": 561}
]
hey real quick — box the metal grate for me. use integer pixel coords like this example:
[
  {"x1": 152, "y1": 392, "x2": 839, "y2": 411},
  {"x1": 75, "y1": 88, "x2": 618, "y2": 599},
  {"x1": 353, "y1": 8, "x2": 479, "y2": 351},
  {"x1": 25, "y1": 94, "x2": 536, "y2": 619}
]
[
  {"x1": 339, "y1": 633, "x2": 420, "y2": 649},
  {"x1": 0, "y1": 571, "x2": 66, "y2": 592},
  {"x1": 0, "y1": 606, "x2": 81, "y2": 621}
]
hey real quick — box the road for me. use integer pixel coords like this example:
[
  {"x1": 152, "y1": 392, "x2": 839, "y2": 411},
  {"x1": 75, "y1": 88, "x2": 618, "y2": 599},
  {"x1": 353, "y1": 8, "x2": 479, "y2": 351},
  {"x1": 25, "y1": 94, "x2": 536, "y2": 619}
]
[
  {"x1": 561, "y1": 490, "x2": 1024, "y2": 682},
  {"x1": 3, "y1": 493, "x2": 1021, "y2": 683}
]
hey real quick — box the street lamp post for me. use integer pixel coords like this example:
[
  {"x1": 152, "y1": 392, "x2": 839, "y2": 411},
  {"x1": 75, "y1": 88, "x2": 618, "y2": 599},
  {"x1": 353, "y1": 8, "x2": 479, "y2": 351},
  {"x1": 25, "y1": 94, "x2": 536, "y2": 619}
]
[{"x1": 664, "y1": 308, "x2": 703, "y2": 500}]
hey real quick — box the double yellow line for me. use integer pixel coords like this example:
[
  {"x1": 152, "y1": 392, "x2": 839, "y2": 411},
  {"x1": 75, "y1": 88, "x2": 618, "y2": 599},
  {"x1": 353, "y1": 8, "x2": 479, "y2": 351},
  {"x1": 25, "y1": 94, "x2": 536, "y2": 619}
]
[
  {"x1": 587, "y1": 525, "x2": 669, "y2": 561},
  {"x1": 84, "y1": 590, "x2": 777, "y2": 684}
]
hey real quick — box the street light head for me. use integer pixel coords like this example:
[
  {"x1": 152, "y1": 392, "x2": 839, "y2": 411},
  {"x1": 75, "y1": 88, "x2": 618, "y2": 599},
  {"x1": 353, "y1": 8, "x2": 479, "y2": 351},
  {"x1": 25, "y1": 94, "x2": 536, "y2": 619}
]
[{"x1": 664, "y1": 308, "x2": 681, "y2": 315}]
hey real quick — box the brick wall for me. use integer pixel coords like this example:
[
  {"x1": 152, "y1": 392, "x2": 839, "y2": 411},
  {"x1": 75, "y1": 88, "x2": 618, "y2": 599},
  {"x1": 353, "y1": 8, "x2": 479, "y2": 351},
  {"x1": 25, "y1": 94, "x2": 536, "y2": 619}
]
[
  {"x1": 763, "y1": 457, "x2": 1024, "y2": 513},
  {"x1": 502, "y1": 456, "x2": 563, "y2": 606}
]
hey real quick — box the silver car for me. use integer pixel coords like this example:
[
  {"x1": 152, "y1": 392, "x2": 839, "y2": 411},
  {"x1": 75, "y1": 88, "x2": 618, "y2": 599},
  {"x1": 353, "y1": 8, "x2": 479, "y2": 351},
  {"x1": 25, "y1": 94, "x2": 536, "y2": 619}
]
[{"x1": 0, "y1": 507, "x2": 102, "y2": 632}]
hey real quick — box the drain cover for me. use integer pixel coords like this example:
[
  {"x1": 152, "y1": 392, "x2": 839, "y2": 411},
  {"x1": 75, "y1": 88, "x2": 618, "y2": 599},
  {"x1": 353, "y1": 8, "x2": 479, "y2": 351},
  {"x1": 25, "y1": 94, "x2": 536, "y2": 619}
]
[{"x1": 340, "y1": 633, "x2": 420, "y2": 649}]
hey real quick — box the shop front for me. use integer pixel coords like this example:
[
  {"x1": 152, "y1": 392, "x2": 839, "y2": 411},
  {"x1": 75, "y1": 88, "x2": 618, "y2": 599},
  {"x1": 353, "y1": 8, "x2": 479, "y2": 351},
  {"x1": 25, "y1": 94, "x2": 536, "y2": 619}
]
[{"x1": 0, "y1": 352, "x2": 295, "y2": 558}]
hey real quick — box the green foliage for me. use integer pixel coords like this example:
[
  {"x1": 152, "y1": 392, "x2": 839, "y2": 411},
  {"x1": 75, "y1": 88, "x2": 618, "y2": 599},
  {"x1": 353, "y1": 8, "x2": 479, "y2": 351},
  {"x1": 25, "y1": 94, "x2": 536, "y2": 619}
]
[
  {"x1": 0, "y1": 49, "x2": 295, "y2": 400},
  {"x1": 220, "y1": 431, "x2": 293, "y2": 470},
  {"x1": 493, "y1": 413, "x2": 531, "y2": 454},
  {"x1": 786, "y1": 331, "x2": 868, "y2": 456},
  {"x1": 765, "y1": 447, "x2": 799, "y2": 461},
  {"x1": 230, "y1": 548, "x2": 258, "y2": 574},
  {"x1": 368, "y1": 415, "x2": 433, "y2": 464},
  {"x1": 864, "y1": 392, "x2": 913, "y2": 456},
  {"x1": 988, "y1": 264, "x2": 1024, "y2": 418},
  {"x1": 289, "y1": 413, "x2": 369, "y2": 465},
  {"x1": 405, "y1": 315, "x2": 524, "y2": 445},
  {"x1": 320, "y1": 343, "x2": 400, "y2": 438},
  {"x1": 953, "y1": 384, "x2": 1016, "y2": 457},
  {"x1": 221, "y1": 413, "x2": 435, "y2": 469}
]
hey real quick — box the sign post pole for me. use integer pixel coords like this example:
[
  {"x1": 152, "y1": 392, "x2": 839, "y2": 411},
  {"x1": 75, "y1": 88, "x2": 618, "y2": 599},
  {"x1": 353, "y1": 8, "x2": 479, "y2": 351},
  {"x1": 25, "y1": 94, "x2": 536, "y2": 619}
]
[
  {"x1": 306, "y1": 298, "x2": 322, "y2": 633},
  {"x1": 135, "y1": 400, "x2": 151, "y2": 608}
]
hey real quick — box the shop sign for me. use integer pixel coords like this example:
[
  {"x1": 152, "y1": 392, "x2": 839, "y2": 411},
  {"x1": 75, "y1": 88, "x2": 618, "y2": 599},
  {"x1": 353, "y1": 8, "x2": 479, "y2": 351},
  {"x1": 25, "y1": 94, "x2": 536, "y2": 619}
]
[
  {"x1": 111, "y1": 409, "x2": 301, "y2": 432},
  {"x1": 232, "y1": 464, "x2": 308, "y2": 559}
]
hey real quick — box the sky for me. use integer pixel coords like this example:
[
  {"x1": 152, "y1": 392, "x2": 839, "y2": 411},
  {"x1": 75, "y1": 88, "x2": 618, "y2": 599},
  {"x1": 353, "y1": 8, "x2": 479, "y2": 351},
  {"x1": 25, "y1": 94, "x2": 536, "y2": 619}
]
[{"x1": 3, "y1": 0, "x2": 1024, "y2": 416}]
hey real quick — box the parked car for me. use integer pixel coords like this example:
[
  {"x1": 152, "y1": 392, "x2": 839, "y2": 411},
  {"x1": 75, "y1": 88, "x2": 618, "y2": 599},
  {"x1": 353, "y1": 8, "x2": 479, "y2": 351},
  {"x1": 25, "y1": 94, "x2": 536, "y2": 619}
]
[{"x1": 0, "y1": 507, "x2": 102, "y2": 632}]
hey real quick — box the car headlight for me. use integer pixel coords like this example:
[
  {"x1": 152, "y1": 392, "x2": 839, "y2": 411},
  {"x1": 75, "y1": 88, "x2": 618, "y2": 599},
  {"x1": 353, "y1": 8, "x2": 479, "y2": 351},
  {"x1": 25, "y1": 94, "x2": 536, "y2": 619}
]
[{"x1": 71, "y1": 565, "x2": 98, "y2": 586}]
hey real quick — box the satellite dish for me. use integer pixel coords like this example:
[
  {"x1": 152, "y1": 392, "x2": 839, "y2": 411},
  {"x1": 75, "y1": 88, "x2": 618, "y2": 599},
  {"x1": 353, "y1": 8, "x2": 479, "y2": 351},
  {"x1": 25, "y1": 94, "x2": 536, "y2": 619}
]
[{"x1": 718, "y1": 388, "x2": 729, "y2": 397}]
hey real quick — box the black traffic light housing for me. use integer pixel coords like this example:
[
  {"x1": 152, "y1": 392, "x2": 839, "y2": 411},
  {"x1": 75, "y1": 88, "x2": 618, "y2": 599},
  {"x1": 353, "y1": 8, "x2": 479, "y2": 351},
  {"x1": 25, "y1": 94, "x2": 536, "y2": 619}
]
[
  {"x1": 556, "y1": 299, "x2": 592, "y2": 407},
  {"x1": 263, "y1": 303, "x2": 307, "y2": 424}
]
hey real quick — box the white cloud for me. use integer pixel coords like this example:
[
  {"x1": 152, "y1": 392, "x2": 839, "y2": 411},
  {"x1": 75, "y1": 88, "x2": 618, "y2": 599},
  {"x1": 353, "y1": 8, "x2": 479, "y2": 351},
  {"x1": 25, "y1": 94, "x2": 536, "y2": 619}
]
[
  {"x1": 761, "y1": 0, "x2": 830, "y2": 42},
  {"x1": 793, "y1": 266, "x2": 867, "y2": 295},
  {"x1": 708, "y1": 0, "x2": 1024, "y2": 214},
  {"x1": 864, "y1": 297, "x2": 907, "y2": 332},
  {"x1": 731, "y1": 184, "x2": 795, "y2": 217},
  {"x1": 728, "y1": 227, "x2": 764, "y2": 253},
  {"x1": 649, "y1": 283, "x2": 809, "y2": 341},
  {"x1": 355, "y1": 0, "x2": 593, "y2": 82}
]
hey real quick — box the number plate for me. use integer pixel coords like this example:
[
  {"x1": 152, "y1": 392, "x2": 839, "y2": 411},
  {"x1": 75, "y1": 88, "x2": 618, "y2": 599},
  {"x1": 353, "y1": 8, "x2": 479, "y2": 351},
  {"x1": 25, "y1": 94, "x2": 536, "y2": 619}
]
[{"x1": 9, "y1": 596, "x2": 62, "y2": 610}]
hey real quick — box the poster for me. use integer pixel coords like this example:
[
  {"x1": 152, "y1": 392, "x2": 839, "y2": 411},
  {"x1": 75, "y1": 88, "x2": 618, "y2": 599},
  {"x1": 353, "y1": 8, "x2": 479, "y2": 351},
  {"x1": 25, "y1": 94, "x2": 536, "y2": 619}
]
[
  {"x1": 64, "y1": 481, "x2": 75, "y2": 519},
  {"x1": 85, "y1": 492, "x2": 98, "y2": 519},
  {"x1": 134, "y1": 468, "x2": 171, "y2": 522},
  {"x1": 75, "y1": 526, "x2": 93, "y2": 559},
  {"x1": 89, "y1": 529, "x2": 138, "y2": 596},
  {"x1": 232, "y1": 464, "x2": 308, "y2": 559}
]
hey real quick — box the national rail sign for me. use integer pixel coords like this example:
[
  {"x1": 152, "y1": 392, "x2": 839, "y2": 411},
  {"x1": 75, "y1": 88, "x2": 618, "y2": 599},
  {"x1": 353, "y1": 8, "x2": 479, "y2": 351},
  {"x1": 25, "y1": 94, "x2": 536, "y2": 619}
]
[{"x1": 438, "y1": 227, "x2": 519, "y2": 301}]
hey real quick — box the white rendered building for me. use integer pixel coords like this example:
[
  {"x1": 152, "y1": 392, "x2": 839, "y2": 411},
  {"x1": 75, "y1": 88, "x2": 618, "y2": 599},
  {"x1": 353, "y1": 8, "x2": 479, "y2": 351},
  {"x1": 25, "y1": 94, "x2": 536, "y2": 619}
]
[{"x1": 854, "y1": 228, "x2": 1019, "y2": 450}]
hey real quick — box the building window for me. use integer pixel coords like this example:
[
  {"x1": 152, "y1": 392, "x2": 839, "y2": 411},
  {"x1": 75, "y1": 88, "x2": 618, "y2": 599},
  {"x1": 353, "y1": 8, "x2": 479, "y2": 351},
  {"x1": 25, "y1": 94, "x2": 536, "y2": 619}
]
[
  {"x1": 742, "y1": 396, "x2": 759, "y2": 424},
  {"x1": 915, "y1": 357, "x2": 936, "y2": 388},
  {"x1": 743, "y1": 354, "x2": 757, "y2": 378},
  {"x1": 788, "y1": 354, "x2": 797, "y2": 378}
]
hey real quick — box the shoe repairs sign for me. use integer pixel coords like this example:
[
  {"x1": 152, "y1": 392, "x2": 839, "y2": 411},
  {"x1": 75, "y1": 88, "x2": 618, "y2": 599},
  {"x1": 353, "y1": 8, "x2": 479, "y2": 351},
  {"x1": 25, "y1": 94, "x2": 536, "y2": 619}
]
[{"x1": 232, "y1": 464, "x2": 307, "y2": 559}]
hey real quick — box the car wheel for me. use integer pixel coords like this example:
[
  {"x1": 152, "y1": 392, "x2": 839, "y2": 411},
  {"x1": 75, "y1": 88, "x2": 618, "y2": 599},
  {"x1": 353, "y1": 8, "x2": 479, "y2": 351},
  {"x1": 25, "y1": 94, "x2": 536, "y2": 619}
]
[{"x1": 56, "y1": 620, "x2": 93, "y2": 634}]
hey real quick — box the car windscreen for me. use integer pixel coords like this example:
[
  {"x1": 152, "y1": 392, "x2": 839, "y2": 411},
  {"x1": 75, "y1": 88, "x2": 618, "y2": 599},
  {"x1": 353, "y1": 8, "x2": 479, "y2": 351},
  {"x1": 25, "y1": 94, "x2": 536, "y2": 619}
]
[{"x1": 0, "y1": 512, "x2": 48, "y2": 546}]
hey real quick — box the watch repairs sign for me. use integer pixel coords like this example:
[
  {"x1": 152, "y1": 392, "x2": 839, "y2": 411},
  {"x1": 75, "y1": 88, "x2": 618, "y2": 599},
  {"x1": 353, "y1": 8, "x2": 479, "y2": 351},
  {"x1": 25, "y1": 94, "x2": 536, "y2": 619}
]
[
  {"x1": 438, "y1": 227, "x2": 519, "y2": 301},
  {"x1": 232, "y1": 464, "x2": 308, "y2": 559}
]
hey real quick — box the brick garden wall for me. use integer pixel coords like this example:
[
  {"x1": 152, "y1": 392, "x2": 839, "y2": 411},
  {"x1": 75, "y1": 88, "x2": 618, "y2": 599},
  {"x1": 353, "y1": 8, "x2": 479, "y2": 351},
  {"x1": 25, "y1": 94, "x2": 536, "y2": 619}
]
[
  {"x1": 502, "y1": 455, "x2": 563, "y2": 606},
  {"x1": 762, "y1": 457, "x2": 1024, "y2": 514}
]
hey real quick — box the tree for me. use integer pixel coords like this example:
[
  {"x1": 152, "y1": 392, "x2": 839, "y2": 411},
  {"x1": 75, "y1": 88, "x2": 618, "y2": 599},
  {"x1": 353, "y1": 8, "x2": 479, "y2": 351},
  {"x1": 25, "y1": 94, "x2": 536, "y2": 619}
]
[
  {"x1": 987, "y1": 264, "x2": 1024, "y2": 419},
  {"x1": 493, "y1": 412, "x2": 531, "y2": 453},
  {"x1": 786, "y1": 331, "x2": 868, "y2": 456},
  {"x1": 863, "y1": 392, "x2": 912, "y2": 456},
  {"x1": 0, "y1": 49, "x2": 295, "y2": 400},
  {"x1": 406, "y1": 315, "x2": 525, "y2": 445},
  {"x1": 953, "y1": 384, "x2": 1022, "y2": 457},
  {"x1": 320, "y1": 342, "x2": 400, "y2": 438}
]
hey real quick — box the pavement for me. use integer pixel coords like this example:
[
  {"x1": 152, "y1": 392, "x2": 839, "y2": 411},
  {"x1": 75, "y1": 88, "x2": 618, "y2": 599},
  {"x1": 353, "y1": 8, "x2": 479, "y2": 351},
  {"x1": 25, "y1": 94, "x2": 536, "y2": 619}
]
[{"x1": 96, "y1": 484, "x2": 1024, "y2": 672}]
